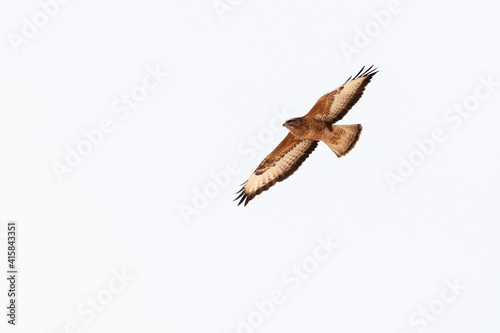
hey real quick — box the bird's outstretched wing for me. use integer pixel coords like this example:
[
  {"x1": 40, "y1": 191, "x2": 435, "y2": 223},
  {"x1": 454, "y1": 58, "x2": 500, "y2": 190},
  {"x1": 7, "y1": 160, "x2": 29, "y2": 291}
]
[
  {"x1": 304, "y1": 65, "x2": 378, "y2": 123},
  {"x1": 235, "y1": 133, "x2": 318, "y2": 206}
]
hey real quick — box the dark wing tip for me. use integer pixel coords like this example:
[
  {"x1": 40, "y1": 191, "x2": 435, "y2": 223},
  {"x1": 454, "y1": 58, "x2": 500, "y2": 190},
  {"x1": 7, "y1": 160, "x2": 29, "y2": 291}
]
[
  {"x1": 237, "y1": 193, "x2": 247, "y2": 206},
  {"x1": 234, "y1": 186, "x2": 252, "y2": 206},
  {"x1": 234, "y1": 186, "x2": 245, "y2": 201},
  {"x1": 343, "y1": 75, "x2": 353, "y2": 85},
  {"x1": 353, "y1": 66, "x2": 365, "y2": 80},
  {"x1": 363, "y1": 64, "x2": 378, "y2": 77},
  {"x1": 344, "y1": 65, "x2": 379, "y2": 84},
  {"x1": 234, "y1": 180, "x2": 250, "y2": 206}
]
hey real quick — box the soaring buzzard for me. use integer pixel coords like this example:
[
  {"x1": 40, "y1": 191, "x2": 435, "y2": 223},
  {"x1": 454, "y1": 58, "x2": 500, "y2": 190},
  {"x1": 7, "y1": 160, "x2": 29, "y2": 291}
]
[{"x1": 235, "y1": 65, "x2": 378, "y2": 206}]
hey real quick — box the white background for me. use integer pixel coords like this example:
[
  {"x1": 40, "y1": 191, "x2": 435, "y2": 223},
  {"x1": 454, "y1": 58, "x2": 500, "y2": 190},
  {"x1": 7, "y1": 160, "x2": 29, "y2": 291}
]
[{"x1": 1, "y1": 0, "x2": 499, "y2": 332}]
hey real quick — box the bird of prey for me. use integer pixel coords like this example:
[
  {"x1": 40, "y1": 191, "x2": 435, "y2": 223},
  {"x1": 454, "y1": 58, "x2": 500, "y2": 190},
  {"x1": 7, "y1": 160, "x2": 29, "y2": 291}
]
[{"x1": 235, "y1": 65, "x2": 378, "y2": 206}]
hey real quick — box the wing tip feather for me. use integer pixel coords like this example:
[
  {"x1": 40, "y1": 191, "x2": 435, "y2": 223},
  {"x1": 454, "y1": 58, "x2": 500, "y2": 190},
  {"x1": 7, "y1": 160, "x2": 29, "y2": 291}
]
[{"x1": 344, "y1": 65, "x2": 379, "y2": 84}]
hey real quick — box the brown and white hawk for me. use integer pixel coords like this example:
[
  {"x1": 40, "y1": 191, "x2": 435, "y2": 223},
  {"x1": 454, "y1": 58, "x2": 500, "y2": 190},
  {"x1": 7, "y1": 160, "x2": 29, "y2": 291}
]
[{"x1": 235, "y1": 65, "x2": 378, "y2": 206}]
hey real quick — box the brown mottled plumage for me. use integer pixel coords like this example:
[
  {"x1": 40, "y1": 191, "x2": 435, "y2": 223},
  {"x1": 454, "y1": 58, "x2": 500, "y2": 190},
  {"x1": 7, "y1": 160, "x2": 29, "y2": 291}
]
[{"x1": 235, "y1": 66, "x2": 378, "y2": 206}]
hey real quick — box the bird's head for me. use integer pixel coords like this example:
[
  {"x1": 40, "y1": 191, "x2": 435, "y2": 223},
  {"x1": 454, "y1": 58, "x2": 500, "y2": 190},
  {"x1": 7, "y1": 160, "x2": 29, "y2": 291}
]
[{"x1": 283, "y1": 117, "x2": 303, "y2": 130}]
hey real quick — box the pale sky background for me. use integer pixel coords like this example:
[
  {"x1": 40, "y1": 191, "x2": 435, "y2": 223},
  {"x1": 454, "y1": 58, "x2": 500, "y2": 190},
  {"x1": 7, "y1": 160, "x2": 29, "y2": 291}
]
[{"x1": 0, "y1": 0, "x2": 499, "y2": 332}]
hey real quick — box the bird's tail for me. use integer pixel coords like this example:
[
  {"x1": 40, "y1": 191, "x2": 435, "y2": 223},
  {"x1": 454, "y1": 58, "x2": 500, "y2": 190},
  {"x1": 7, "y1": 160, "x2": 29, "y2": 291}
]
[{"x1": 324, "y1": 124, "x2": 362, "y2": 157}]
